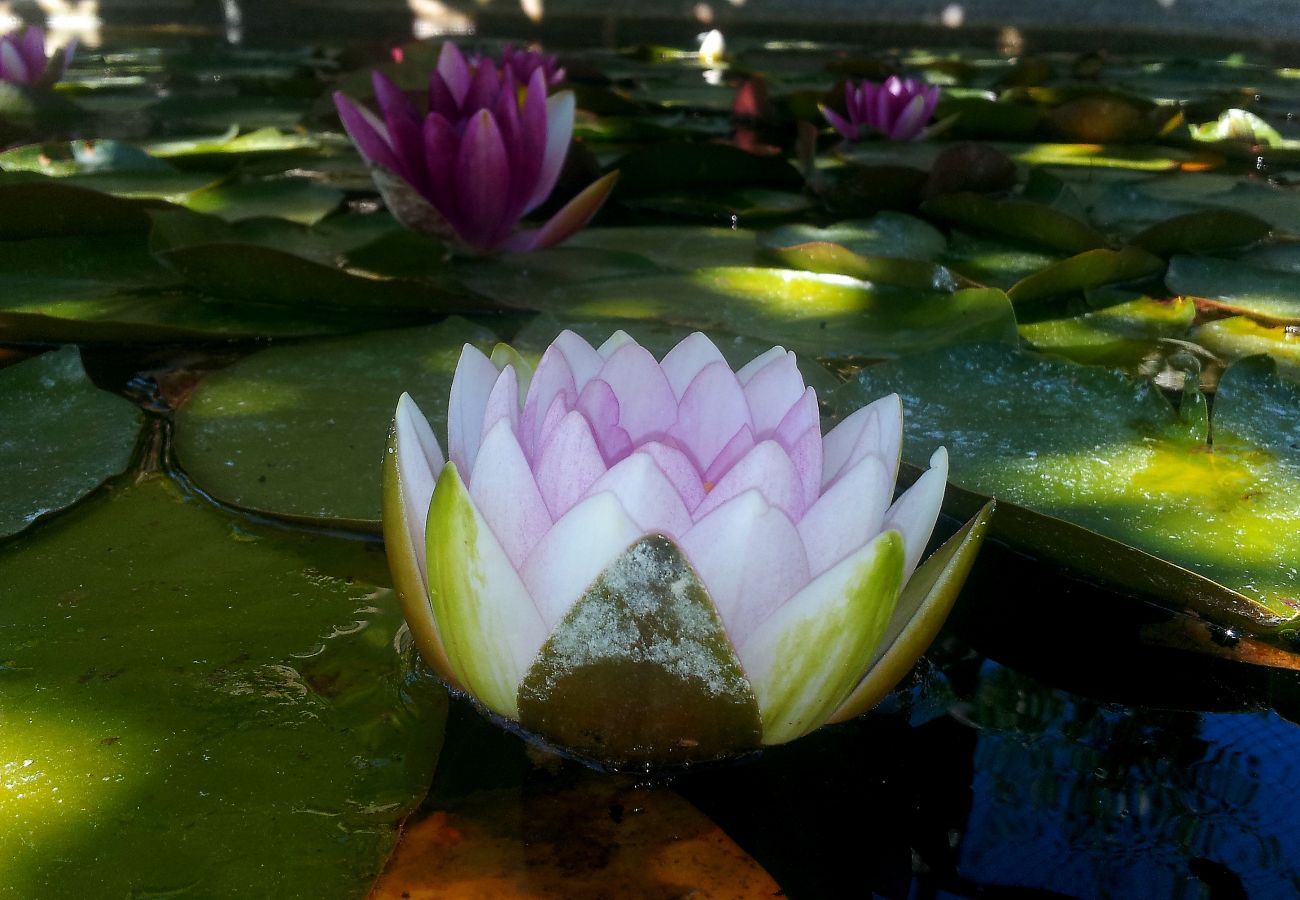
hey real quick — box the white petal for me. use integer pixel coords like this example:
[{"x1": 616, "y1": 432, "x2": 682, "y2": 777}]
[
  {"x1": 583, "y1": 453, "x2": 694, "y2": 539},
  {"x1": 797, "y1": 454, "x2": 891, "y2": 577},
  {"x1": 519, "y1": 344, "x2": 577, "y2": 459},
  {"x1": 735, "y1": 345, "x2": 787, "y2": 385},
  {"x1": 468, "y1": 419, "x2": 553, "y2": 568},
  {"x1": 679, "y1": 490, "x2": 810, "y2": 649},
  {"x1": 551, "y1": 329, "x2": 604, "y2": 389},
  {"x1": 520, "y1": 492, "x2": 644, "y2": 628},
  {"x1": 447, "y1": 344, "x2": 500, "y2": 474},
  {"x1": 822, "y1": 393, "x2": 902, "y2": 491},
  {"x1": 478, "y1": 364, "x2": 520, "y2": 446},
  {"x1": 884, "y1": 447, "x2": 949, "y2": 580},
  {"x1": 742, "y1": 350, "x2": 806, "y2": 437},
  {"x1": 597, "y1": 330, "x2": 636, "y2": 357},
  {"x1": 394, "y1": 393, "x2": 445, "y2": 585}
]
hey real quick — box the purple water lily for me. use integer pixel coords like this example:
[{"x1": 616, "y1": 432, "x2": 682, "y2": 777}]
[
  {"x1": 334, "y1": 42, "x2": 615, "y2": 254},
  {"x1": 0, "y1": 26, "x2": 72, "y2": 87},
  {"x1": 490, "y1": 43, "x2": 565, "y2": 88},
  {"x1": 822, "y1": 75, "x2": 941, "y2": 142}
]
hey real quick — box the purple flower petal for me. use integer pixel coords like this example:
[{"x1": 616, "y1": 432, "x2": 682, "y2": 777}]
[
  {"x1": 371, "y1": 71, "x2": 427, "y2": 189},
  {"x1": 526, "y1": 90, "x2": 575, "y2": 213},
  {"x1": 420, "y1": 112, "x2": 462, "y2": 224},
  {"x1": 436, "y1": 41, "x2": 471, "y2": 108},
  {"x1": 888, "y1": 94, "x2": 930, "y2": 141},
  {"x1": 334, "y1": 92, "x2": 404, "y2": 175},
  {"x1": 505, "y1": 171, "x2": 618, "y2": 253},
  {"x1": 454, "y1": 109, "x2": 513, "y2": 251},
  {"x1": 1, "y1": 39, "x2": 32, "y2": 84}
]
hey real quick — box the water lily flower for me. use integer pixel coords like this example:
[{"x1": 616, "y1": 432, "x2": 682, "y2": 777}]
[
  {"x1": 384, "y1": 330, "x2": 991, "y2": 768},
  {"x1": 488, "y1": 43, "x2": 565, "y2": 87},
  {"x1": 333, "y1": 42, "x2": 616, "y2": 254},
  {"x1": 0, "y1": 26, "x2": 72, "y2": 87},
  {"x1": 822, "y1": 75, "x2": 941, "y2": 142}
]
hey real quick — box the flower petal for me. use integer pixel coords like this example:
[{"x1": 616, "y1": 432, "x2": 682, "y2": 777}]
[
  {"x1": 527, "y1": 90, "x2": 576, "y2": 213},
  {"x1": 889, "y1": 94, "x2": 930, "y2": 141},
  {"x1": 680, "y1": 490, "x2": 810, "y2": 650},
  {"x1": 702, "y1": 424, "x2": 754, "y2": 487},
  {"x1": 371, "y1": 71, "x2": 426, "y2": 189},
  {"x1": 426, "y1": 462, "x2": 549, "y2": 719},
  {"x1": 478, "y1": 363, "x2": 520, "y2": 445},
  {"x1": 739, "y1": 350, "x2": 807, "y2": 438},
  {"x1": 520, "y1": 492, "x2": 644, "y2": 628},
  {"x1": 694, "y1": 439, "x2": 805, "y2": 523},
  {"x1": 669, "y1": 360, "x2": 752, "y2": 474},
  {"x1": 883, "y1": 446, "x2": 949, "y2": 580},
  {"x1": 382, "y1": 395, "x2": 458, "y2": 688},
  {"x1": 594, "y1": 340, "x2": 678, "y2": 443},
  {"x1": 334, "y1": 92, "x2": 403, "y2": 175},
  {"x1": 506, "y1": 171, "x2": 619, "y2": 253},
  {"x1": 455, "y1": 109, "x2": 513, "y2": 250},
  {"x1": 468, "y1": 419, "x2": 553, "y2": 568},
  {"x1": 659, "y1": 332, "x2": 728, "y2": 400},
  {"x1": 533, "y1": 409, "x2": 607, "y2": 520},
  {"x1": 597, "y1": 330, "x2": 636, "y2": 358},
  {"x1": 576, "y1": 378, "x2": 633, "y2": 463},
  {"x1": 519, "y1": 343, "x2": 577, "y2": 458},
  {"x1": 774, "y1": 390, "x2": 822, "y2": 508},
  {"x1": 740, "y1": 529, "x2": 904, "y2": 745},
  {"x1": 436, "y1": 41, "x2": 471, "y2": 108},
  {"x1": 447, "y1": 343, "x2": 500, "y2": 474},
  {"x1": 797, "y1": 454, "x2": 891, "y2": 577},
  {"x1": 551, "y1": 329, "x2": 604, "y2": 389},
  {"x1": 583, "y1": 452, "x2": 694, "y2": 539},
  {"x1": 635, "y1": 440, "x2": 707, "y2": 512},
  {"x1": 0, "y1": 40, "x2": 30, "y2": 84},
  {"x1": 821, "y1": 392, "x2": 902, "y2": 491}
]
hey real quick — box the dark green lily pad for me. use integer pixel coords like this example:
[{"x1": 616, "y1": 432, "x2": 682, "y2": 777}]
[
  {"x1": 488, "y1": 266, "x2": 1018, "y2": 362},
  {"x1": 173, "y1": 319, "x2": 496, "y2": 530},
  {"x1": 1019, "y1": 295, "x2": 1196, "y2": 369},
  {"x1": 517, "y1": 536, "x2": 763, "y2": 769},
  {"x1": 0, "y1": 179, "x2": 169, "y2": 237},
  {"x1": 1007, "y1": 246, "x2": 1166, "y2": 306},
  {"x1": 622, "y1": 186, "x2": 812, "y2": 222},
  {"x1": 1131, "y1": 208, "x2": 1272, "y2": 257},
  {"x1": 921, "y1": 192, "x2": 1107, "y2": 255},
  {"x1": 0, "y1": 476, "x2": 447, "y2": 897},
  {"x1": 183, "y1": 176, "x2": 344, "y2": 225},
  {"x1": 0, "y1": 347, "x2": 141, "y2": 538},
  {"x1": 760, "y1": 213, "x2": 948, "y2": 261},
  {"x1": 838, "y1": 343, "x2": 1300, "y2": 637},
  {"x1": 1166, "y1": 254, "x2": 1300, "y2": 323},
  {"x1": 1192, "y1": 316, "x2": 1300, "y2": 381},
  {"x1": 564, "y1": 225, "x2": 760, "y2": 270},
  {"x1": 940, "y1": 230, "x2": 1063, "y2": 289}
]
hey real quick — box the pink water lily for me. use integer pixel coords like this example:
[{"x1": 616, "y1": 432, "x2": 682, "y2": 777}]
[
  {"x1": 0, "y1": 27, "x2": 72, "y2": 87},
  {"x1": 822, "y1": 75, "x2": 941, "y2": 142},
  {"x1": 383, "y1": 330, "x2": 991, "y2": 768},
  {"x1": 333, "y1": 42, "x2": 616, "y2": 254}
]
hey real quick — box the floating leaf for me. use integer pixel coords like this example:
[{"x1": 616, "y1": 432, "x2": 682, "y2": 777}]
[
  {"x1": 839, "y1": 343, "x2": 1300, "y2": 638},
  {"x1": 173, "y1": 319, "x2": 496, "y2": 529},
  {"x1": 564, "y1": 225, "x2": 760, "y2": 270},
  {"x1": 1132, "y1": 208, "x2": 1272, "y2": 256},
  {"x1": 0, "y1": 178, "x2": 168, "y2": 237},
  {"x1": 182, "y1": 176, "x2": 344, "y2": 225},
  {"x1": 0, "y1": 347, "x2": 141, "y2": 538},
  {"x1": 760, "y1": 213, "x2": 948, "y2": 261},
  {"x1": 921, "y1": 191, "x2": 1107, "y2": 254},
  {"x1": 1019, "y1": 295, "x2": 1196, "y2": 369},
  {"x1": 1007, "y1": 246, "x2": 1166, "y2": 306},
  {"x1": 0, "y1": 477, "x2": 448, "y2": 897},
  {"x1": 1167, "y1": 254, "x2": 1300, "y2": 323},
  {"x1": 1192, "y1": 316, "x2": 1300, "y2": 381}
]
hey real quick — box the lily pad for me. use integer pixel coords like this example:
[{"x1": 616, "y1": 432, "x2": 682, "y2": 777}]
[
  {"x1": 564, "y1": 225, "x2": 761, "y2": 270},
  {"x1": 0, "y1": 476, "x2": 447, "y2": 897},
  {"x1": 1131, "y1": 208, "x2": 1272, "y2": 257},
  {"x1": 1006, "y1": 246, "x2": 1166, "y2": 306},
  {"x1": 0, "y1": 347, "x2": 141, "y2": 538},
  {"x1": 1019, "y1": 295, "x2": 1197, "y2": 369},
  {"x1": 921, "y1": 191, "x2": 1107, "y2": 255},
  {"x1": 940, "y1": 230, "x2": 1063, "y2": 289},
  {"x1": 173, "y1": 319, "x2": 497, "y2": 530},
  {"x1": 183, "y1": 176, "x2": 344, "y2": 225},
  {"x1": 1166, "y1": 254, "x2": 1300, "y2": 323},
  {"x1": 0, "y1": 179, "x2": 167, "y2": 237},
  {"x1": 760, "y1": 213, "x2": 949, "y2": 261},
  {"x1": 1192, "y1": 316, "x2": 1300, "y2": 381},
  {"x1": 488, "y1": 267, "x2": 1019, "y2": 362},
  {"x1": 838, "y1": 343, "x2": 1300, "y2": 638}
]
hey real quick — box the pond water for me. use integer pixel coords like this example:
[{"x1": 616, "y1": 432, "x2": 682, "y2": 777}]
[{"x1": 3, "y1": 4, "x2": 1300, "y2": 899}]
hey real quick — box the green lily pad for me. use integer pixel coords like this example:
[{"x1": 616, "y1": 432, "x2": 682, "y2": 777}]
[
  {"x1": 1019, "y1": 295, "x2": 1197, "y2": 369},
  {"x1": 517, "y1": 536, "x2": 763, "y2": 769},
  {"x1": 1166, "y1": 254, "x2": 1300, "y2": 323},
  {"x1": 0, "y1": 179, "x2": 168, "y2": 237},
  {"x1": 921, "y1": 191, "x2": 1108, "y2": 255},
  {"x1": 1192, "y1": 316, "x2": 1300, "y2": 381},
  {"x1": 838, "y1": 343, "x2": 1300, "y2": 638},
  {"x1": 487, "y1": 267, "x2": 1018, "y2": 362},
  {"x1": 0, "y1": 476, "x2": 447, "y2": 898},
  {"x1": 940, "y1": 230, "x2": 1063, "y2": 289},
  {"x1": 1131, "y1": 208, "x2": 1272, "y2": 257},
  {"x1": 0, "y1": 347, "x2": 141, "y2": 538},
  {"x1": 173, "y1": 319, "x2": 496, "y2": 530},
  {"x1": 1007, "y1": 246, "x2": 1166, "y2": 306},
  {"x1": 183, "y1": 176, "x2": 344, "y2": 225},
  {"x1": 564, "y1": 225, "x2": 761, "y2": 270},
  {"x1": 759, "y1": 213, "x2": 948, "y2": 261},
  {"x1": 622, "y1": 186, "x2": 812, "y2": 222},
  {"x1": 763, "y1": 242, "x2": 966, "y2": 292}
]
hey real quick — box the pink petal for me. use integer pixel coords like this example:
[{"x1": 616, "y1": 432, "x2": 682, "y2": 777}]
[
  {"x1": 884, "y1": 447, "x2": 949, "y2": 580},
  {"x1": 532, "y1": 409, "x2": 608, "y2": 520},
  {"x1": 679, "y1": 490, "x2": 810, "y2": 649},
  {"x1": 576, "y1": 378, "x2": 633, "y2": 464},
  {"x1": 468, "y1": 419, "x2": 553, "y2": 568},
  {"x1": 583, "y1": 453, "x2": 693, "y2": 539},
  {"x1": 447, "y1": 343, "x2": 500, "y2": 474},
  {"x1": 783, "y1": 424, "x2": 823, "y2": 514},
  {"x1": 478, "y1": 364, "x2": 520, "y2": 446},
  {"x1": 797, "y1": 454, "x2": 891, "y2": 578},
  {"x1": 455, "y1": 109, "x2": 513, "y2": 250},
  {"x1": 669, "y1": 361, "x2": 752, "y2": 474},
  {"x1": 659, "y1": 332, "x2": 728, "y2": 400},
  {"x1": 436, "y1": 41, "x2": 471, "y2": 108},
  {"x1": 551, "y1": 329, "x2": 604, "y2": 389},
  {"x1": 740, "y1": 350, "x2": 806, "y2": 437},
  {"x1": 533, "y1": 391, "x2": 571, "y2": 463},
  {"x1": 394, "y1": 393, "x2": 445, "y2": 586},
  {"x1": 526, "y1": 90, "x2": 576, "y2": 213},
  {"x1": 597, "y1": 331, "x2": 636, "y2": 358},
  {"x1": 521, "y1": 493, "x2": 643, "y2": 628},
  {"x1": 822, "y1": 393, "x2": 902, "y2": 491},
  {"x1": 702, "y1": 424, "x2": 754, "y2": 486},
  {"x1": 506, "y1": 171, "x2": 619, "y2": 253},
  {"x1": 635, "y1": 441, "x2": 707, "y2": 512},
  {"x1": 593, "y1": 341, "x2": 678, "y2": 443},
  {"x1": 520, "y1": 343, "x2": 578, "y2": 457},
  {"x1": 21, "y1": 28, "x2": 46, "y2": 77},
  {"x1": 694, "y1": 440, "x2": 806, "y2": 523}
]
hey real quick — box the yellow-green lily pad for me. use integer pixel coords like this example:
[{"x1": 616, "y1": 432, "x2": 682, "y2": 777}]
[
  {"x1": 1192, "y1": 316, "x2": 1300, "y2": 381},
  {"x1": 1020, "y1": 295, "x2": 1196, "y2": 369}
]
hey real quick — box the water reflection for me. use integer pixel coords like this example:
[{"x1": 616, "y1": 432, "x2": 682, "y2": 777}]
[
  {"x1": 36, "y1": 0, "x2": 100, "y2": 50},
  {"x1": 408, "y1": 0, "x2": 474, "y2": 38}
]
